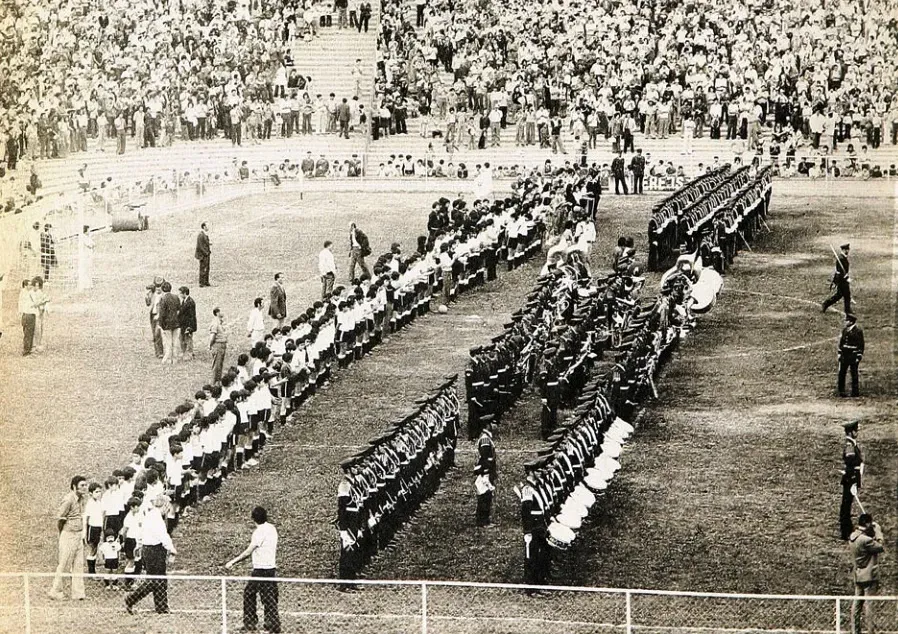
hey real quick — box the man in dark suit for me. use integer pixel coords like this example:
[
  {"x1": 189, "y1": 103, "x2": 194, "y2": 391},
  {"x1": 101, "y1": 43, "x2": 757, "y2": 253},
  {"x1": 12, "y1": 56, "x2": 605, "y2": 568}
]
[
  {"x1": 337, "y1": 99, "x2": 352, "y2": 139},
  {"x1": 822, "y1": 243, "x2": 851, "y2": 314},
  {"x1": 611, "y1": 152, "x2": 628, "y2": 195},
  {"x1": 630, "y1": 148, "x2": 645, "y2": 194},
  {"x1": 4, "y1": 129, "x2": 19, "y2": 171},
  {"x1": 269, "y1": 273, "x2": 287, "y2": 329},
  {"x1": 195, "y1": 222, "x2": 211, "y2": 287},
  {"x1": 178, "y1": 286, "x2": 197, "y2": 360},
  {"x1": 348, "y1": 223, "x2": 371, "y2": 281}
]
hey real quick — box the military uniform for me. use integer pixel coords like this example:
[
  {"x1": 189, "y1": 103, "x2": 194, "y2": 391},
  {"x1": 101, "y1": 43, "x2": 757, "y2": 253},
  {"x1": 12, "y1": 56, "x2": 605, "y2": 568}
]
[
  {"x1": 823, "y1": 245, "x2": 852, "y2": 314},
  {"x1": 475, "y1": 427, "x2": 497, "y2": 526},
  {"x1": 840, "y1": 421, "x2": 863, "y2": 540},
  {"x1": 336, "y1": 376, "x2": 459, "y2": 580},
  {"x1": 838, "y1": 315, "x2": 864, "y2": 397}
]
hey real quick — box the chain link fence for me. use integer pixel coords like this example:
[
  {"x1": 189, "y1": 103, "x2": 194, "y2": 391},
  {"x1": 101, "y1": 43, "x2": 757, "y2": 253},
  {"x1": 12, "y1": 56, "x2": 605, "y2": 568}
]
[{"x1": 3, "y1": 573, "x2": 896, "y2": 634}]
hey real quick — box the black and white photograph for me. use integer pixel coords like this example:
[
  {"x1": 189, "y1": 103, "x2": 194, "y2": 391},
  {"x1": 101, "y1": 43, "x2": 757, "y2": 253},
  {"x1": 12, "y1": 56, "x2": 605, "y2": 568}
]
[{"x1": 0, "y1": 0, "x2": 896, "y2": 631}]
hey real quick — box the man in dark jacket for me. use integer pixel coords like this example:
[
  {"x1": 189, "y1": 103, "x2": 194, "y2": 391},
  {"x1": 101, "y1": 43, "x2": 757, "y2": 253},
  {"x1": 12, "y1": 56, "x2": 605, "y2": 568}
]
[
  {"x1": 630, "y1": 148, "x2": 646, "y2": 194},
  {"x1": 611, "y1": 152, "x2": 628, "y2": 195},
  {"x1": 157, "y1": 282, "x2": 182, "y2": 365},
  {"x1": 195, "y1": 222, "x2": 211, "y2": 287},
  {"x1": 178, "y1": 286, "x2": 197, "y2": 360},
  {"x1": 822, "y1": 243, "x2": 851, "y2": 314},
  {"x1": 348, "y1": 223, "x2": 371, "y2": 280},
  {"x1": 269, "y1": 273, "x2": 287, "y2": 328}
]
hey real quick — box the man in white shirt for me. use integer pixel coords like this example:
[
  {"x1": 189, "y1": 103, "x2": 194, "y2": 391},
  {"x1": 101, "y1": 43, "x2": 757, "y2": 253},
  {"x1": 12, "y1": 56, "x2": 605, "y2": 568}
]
[
  {"x1": 225, "y1": 506, "x2": 281, "y2": 633},
  {"x1": 125, "y1": 495, "x2": 176, "y2": 614},
  {"x1": 319, "y1": 241, "x2": 336, "y2": 298}
]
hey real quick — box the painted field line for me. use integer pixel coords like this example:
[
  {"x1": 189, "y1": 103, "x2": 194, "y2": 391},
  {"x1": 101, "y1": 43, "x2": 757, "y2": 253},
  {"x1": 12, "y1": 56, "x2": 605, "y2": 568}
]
[{"x1": 688, "y1": 337, "x2": 836, "y2": 361}]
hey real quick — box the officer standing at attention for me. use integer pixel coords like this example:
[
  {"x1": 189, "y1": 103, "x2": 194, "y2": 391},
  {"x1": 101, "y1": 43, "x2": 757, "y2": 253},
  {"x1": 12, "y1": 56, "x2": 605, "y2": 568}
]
[
  {"x1": 840, "y1": 420, "x2": 863, "y2": 541},
  {"x1": 837, "y1": 313, "x2": 865, "y2": 398},
  {"x1": 822, "y1": 243, "x2": 851, "y2": 314},
  {"x1": 475, "y1": 424, "x2": 497, "y2": 527},
  {"x1": 611, "y1": 151, "x2": 628, "y2": 195}
]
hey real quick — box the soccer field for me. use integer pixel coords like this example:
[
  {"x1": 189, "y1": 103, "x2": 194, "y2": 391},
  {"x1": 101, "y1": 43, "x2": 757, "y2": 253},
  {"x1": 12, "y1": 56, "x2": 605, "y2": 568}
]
[{"x1": 0, "y1": 182, "x2": 893, "y2": 612}]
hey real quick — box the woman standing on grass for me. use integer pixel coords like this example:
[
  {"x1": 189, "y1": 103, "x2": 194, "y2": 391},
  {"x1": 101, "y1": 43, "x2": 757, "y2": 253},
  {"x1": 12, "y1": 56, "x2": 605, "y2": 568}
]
[{"x1": 30, "y1": 276, "x2": 50, "y2": 352}]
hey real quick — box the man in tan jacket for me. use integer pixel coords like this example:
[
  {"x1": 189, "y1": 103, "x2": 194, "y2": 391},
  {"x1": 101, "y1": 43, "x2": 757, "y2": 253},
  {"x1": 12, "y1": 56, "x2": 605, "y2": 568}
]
[{"x1": 850, "y1": 513, "x2": 884, "y2": 634}]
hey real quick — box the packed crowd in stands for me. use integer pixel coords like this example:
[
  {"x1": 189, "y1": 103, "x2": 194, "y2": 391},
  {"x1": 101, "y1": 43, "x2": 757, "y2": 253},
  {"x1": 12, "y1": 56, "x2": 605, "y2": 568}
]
[
  {"x1": 373, "y1": 0, "x2": 898, "y2": 157},
  {"x1": 3, "y1": 0, "x2": 898, "y2": 220}
]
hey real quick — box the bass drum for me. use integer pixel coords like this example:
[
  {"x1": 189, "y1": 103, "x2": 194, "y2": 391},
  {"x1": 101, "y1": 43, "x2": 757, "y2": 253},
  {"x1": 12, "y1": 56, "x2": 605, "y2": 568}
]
[
  {"x1": 691, "y1": 268, "x2": 724, "y2": 314},
  {"x1": 548, "y1": 522, "x2": 576, "y2": 550}
]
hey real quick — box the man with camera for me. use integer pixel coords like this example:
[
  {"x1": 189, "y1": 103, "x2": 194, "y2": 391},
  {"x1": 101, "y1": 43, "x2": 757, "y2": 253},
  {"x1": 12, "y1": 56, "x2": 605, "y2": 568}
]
[{"x1": 849, "y1": 513, "x2": 884, "y2": 634}]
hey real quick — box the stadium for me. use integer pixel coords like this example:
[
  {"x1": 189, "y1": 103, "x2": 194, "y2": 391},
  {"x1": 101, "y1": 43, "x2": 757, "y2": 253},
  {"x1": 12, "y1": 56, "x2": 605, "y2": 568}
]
[{"x1": 0, "y1": 0, "x2": 896, "y2": 632}]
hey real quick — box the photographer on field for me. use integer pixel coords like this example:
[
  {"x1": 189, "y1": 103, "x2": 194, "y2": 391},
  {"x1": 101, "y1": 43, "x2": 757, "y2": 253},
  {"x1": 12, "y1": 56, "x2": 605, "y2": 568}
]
[{"x1": 849, "y1": 513, "x2": 884, "y2": 634}]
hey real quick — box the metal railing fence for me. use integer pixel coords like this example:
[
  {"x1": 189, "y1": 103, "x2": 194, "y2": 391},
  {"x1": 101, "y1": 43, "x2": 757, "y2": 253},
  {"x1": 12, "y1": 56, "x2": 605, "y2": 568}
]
[{"x1": 2, "y1": 572, "x2": 895, "y2": 634}]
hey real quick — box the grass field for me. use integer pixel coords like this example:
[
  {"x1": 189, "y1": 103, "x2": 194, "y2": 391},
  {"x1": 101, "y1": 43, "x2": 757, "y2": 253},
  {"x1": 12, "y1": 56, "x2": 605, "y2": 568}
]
[{"x1": 0, "y1": 182, "x2": 895, "y2": 632}]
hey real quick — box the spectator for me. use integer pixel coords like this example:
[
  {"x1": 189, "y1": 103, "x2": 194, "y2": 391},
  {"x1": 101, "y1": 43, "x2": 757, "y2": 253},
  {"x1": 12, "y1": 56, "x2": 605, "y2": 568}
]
[
  {"x1": 156, "y1": 281, "x2": 181, "y2": 365},
  {"x1": 30, "y1": 276, "x2": 50, "y2": 352},
  {"x1": 178, "y1": 286, "x2": 197, "y2": 361},
  {"x1": 208, "y1": 307, "x2": 228, "y2": 384},
  {"x1": 319, "y1": 241, "x2": 337, "y2": 298},
  {"x1": 225, "y1": 506, "x2": 282, "y2": 634},
  {"x1": 49, "y1": 476, "x2": 89, "y2": 600},
  {"x1": 850, "y1": 513, "x2": 884, "y2": 634},
  {"x1": 125, "y1": 495, "x2": 176, "y2": 615}
]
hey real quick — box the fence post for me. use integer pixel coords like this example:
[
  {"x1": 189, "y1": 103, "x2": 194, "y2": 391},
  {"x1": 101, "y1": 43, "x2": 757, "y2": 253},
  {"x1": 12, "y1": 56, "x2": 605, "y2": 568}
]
[
  {"x1": 23, "y1": 573, "x2": 31, "y2": 634},
  {"x1": 625, "y1": 590, "x2": 632, "y2": 634},
  {"x1": 835, "y1": 597, "x2": 841, "y2": 634},
  {"x1": 421, "y1": 582, "x2": 428, "y2": 634},
  {"x1": 220, "y1": 577, "x2": 228, "y2": 634}
]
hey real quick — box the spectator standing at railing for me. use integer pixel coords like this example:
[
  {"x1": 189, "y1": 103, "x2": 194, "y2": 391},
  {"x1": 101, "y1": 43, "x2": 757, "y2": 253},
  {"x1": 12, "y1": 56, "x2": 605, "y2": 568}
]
[{"x1": 225, "y1": 506, "x2": 282, "y2": 634}]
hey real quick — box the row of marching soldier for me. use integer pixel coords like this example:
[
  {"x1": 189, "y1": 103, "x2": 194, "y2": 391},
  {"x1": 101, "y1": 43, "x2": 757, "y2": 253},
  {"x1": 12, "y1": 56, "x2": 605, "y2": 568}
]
[{"x1": 336, "y1": 376, "x2": 459, "y2": 585}]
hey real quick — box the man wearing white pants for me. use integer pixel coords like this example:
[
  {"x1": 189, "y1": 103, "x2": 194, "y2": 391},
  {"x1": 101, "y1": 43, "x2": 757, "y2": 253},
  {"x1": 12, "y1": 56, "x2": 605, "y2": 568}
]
[{"x1": 50, "y1": 476, "x2": 88, "y2": 600}]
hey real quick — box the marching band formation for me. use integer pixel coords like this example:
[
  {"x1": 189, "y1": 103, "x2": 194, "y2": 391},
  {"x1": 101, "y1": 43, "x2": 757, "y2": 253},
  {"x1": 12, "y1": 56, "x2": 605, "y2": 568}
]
[
  {"x1": 513, "y1": 173, "x2": 773, "y2": 583},
  {"x1": 337, "y1": 377, "x2": 459, "y2": 583},
  {"x1": 648, "y1": 165, "x2": 773, "y2": 273}
]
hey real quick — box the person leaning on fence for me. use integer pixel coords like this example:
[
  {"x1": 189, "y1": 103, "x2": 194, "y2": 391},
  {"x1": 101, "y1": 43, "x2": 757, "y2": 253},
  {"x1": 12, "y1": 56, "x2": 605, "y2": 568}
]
[
  {"x1": 225, "y1": 506, "x2": 282, "y2": 634},
  {"x1": 49, "y1": 475, "x2": 89, "y2": 600},
  {"x1": 850, "y1": 513, "x2": 884, "y2": 634}
]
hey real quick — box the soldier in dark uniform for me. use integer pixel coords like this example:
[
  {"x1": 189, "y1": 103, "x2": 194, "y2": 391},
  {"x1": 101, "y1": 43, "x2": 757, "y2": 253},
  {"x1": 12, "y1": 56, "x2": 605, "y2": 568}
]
[
  {"x1": 822, "y1": 243, "x2": 852, "y2": 314},
  {"x1": 475, "y1": 425, "x2": 497, "y2": 527},
  {"x1": 611, "y1": 152, "x2": 628, "y2": 195},
  {"x1": 629, "y1": 148, "x2": 646, "y2": 194},
  {"x1": 520, "y1": 477, "x2": 548, "y2": 591},
  {"x1": 840, "y1": 420, "x2": 863, "y2": 540},
  {"x1": 837, "y1": 313, "x2": 864, "y2": 397}
]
